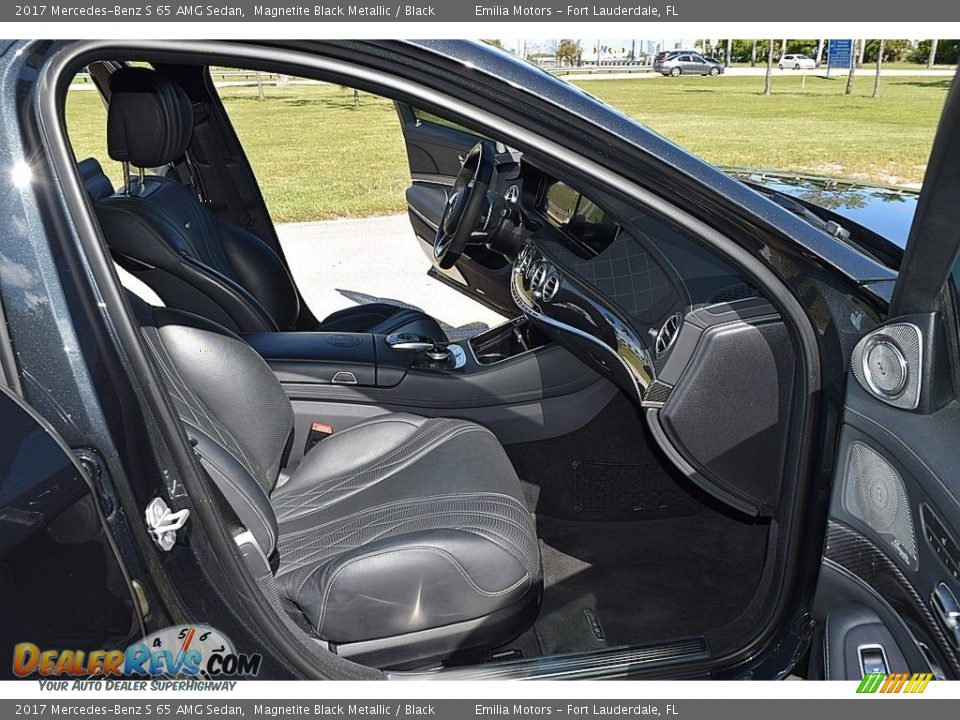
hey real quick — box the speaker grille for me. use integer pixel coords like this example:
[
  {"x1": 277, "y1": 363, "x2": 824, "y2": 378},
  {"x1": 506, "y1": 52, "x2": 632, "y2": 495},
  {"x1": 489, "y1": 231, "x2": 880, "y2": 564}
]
[
  {"x1": 842, "y1": 441, "x2": 918, "y2": 569},
  {"x1": 851, "y1": 323, "x2": 922, "y2": 410}
]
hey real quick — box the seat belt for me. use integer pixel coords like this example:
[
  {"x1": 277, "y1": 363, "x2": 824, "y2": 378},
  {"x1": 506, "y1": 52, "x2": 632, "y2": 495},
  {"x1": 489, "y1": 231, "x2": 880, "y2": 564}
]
[{"x1": 191, "y1": 101, "x2": 257, "y2": 232}]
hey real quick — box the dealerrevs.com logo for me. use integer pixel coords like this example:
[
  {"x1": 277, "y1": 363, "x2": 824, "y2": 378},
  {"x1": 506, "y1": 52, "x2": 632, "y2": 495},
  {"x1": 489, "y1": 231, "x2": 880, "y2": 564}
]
[{"x1": 13, "y1": 625, "x2": 261, "y2": 682}]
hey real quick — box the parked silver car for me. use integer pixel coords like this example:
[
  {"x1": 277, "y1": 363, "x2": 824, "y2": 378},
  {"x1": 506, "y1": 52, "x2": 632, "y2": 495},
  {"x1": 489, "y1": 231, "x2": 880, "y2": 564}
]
[{"x1": 654, "y1": 50, "x2": 724, "y2": 76}]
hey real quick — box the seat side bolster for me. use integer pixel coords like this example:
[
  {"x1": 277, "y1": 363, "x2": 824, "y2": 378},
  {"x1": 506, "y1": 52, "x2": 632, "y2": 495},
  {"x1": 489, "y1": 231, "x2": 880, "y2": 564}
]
[
  {"x1": 186, "y1": 422, "x2": 279, "y2": 556},
  {"x1": 217, "y1": 218, "x2": 301, "y2": 332},
  {"x1": 96, "y1": 198, "x2": 278, "y2": 333},
  {"x1": 300, "y1": 528, "x2": 532, "y2": 643}
]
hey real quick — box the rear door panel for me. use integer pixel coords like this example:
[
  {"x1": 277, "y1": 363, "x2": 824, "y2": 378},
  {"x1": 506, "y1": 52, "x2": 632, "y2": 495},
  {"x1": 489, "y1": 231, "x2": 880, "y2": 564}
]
[{"x1": 0, "y1": 385, "x2": 139, "y2": 675}]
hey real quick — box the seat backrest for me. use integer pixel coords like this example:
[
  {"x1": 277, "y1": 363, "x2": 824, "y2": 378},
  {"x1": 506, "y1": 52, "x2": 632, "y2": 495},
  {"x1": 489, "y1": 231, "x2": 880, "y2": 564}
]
[
  {"x1": 88, "y1": 67, "x2": 301, "y2": 334},
  {"x1": 129, "y1": 293, "x2": 293, "y2": 555}
]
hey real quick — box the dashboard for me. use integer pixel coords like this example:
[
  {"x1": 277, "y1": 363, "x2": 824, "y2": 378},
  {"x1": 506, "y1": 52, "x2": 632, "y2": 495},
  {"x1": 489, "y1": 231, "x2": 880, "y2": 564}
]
[{"x1": 494, "y1": 160, "x2": 799, "y2": 517}]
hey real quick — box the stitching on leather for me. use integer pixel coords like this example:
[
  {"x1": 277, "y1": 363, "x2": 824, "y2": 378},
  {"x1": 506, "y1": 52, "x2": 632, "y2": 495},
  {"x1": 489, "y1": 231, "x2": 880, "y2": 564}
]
[
  {"x1": 102, "y1": 202, "x2": 275, "y2": 332},
  {"x1": 313, "y1": 545, "x2": 530, "y2": 636},
  {"x1": 276, "y1": 497, "x2": 537, "y2": 574},
  {"x1": 144, "y1": 327, "x2": 262, "y2": 481},
  {"x1": 272, "y1": 420, "x2": 489, "y2": 517},
  {"x1": 274, "y1": 492, "x2": 538, "y2": 598}
]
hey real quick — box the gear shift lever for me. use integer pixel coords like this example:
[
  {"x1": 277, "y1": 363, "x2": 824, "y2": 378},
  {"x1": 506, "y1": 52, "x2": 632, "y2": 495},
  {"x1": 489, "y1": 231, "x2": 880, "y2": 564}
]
[
  {"x1": 385, "y1": 332, "x2": 435, "y2": 352},
  {"x1": 385, "y1": 332, "x2": 451, "y2": 361}
]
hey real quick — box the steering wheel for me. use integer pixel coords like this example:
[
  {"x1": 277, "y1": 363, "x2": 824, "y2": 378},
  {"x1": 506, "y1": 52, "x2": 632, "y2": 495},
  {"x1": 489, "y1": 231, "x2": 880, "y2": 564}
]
[{"x1": 433, "y1": 140, "x2": 496, "y2": 270}]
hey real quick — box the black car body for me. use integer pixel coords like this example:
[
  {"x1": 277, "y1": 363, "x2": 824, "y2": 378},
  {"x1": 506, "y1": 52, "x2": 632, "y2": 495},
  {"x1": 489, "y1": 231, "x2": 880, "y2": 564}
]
[{"x1": 1, "y1": 39, "x2": 959, "y2": 682}]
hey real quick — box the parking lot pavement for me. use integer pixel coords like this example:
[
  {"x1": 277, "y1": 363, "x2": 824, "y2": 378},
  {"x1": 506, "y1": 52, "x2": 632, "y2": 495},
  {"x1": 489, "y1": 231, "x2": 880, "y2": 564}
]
[{"x1": 276, "y1": 214, "x2": 506, "y2": 340}]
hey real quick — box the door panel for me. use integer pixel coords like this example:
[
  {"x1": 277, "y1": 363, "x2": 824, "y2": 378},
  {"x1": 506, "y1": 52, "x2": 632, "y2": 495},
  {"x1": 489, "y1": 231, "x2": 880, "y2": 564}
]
[
  {"x1": 0, "y1": 385, "x2": 139, "y2": 675},
  {"x1": 815, "y1": 73, "x2": 960, "y2": 681},
  {"x1": 396, "y1": 103, "x2": 518, "y2": 315}
]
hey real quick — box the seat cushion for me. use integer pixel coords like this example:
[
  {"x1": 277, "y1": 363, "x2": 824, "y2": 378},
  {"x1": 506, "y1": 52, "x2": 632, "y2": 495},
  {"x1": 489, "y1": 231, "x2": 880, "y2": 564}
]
[
  {"x1": 317, "y1": 303, "x2": 447, "y2": 342},
  {"x1": 270, "y1": 414, "x2": 540, "y2": 645}
]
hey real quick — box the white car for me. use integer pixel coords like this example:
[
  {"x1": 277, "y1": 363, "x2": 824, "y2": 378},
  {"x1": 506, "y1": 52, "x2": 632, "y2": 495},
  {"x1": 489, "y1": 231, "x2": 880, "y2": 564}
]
[{"x1": 779, "y1": 53, "x2": 817, "y2": 70}]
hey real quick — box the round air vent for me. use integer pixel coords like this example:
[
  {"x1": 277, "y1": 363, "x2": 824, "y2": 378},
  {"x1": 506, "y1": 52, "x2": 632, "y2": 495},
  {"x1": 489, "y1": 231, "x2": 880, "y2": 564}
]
[
  {"x1": 515, "y1": 244, "x2": 532, "y2": 274},
  {"x1": 531, "y1": 263, "x2": 548, "y2": 291},
  {"x1": 655, "y1": 313, "x2": 683, "y2": 358},
  {"x1": 542, "y1": 274, "x2": 560, "y2": 302}
]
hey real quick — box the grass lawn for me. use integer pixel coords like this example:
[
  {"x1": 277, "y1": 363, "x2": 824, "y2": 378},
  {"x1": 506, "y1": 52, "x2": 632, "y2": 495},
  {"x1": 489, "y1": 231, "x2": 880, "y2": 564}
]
[{"x1": 65, "y1": 74, "x2": 950, "y2": 224}]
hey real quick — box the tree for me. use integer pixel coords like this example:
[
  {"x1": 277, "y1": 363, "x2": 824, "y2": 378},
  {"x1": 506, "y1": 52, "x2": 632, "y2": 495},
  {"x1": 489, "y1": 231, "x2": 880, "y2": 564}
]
[
  {"x1": 557, "y1": 39, "x2": 581, "y2": 67},
  {"x1": 873, "y1": 39, "x2": 884, "y2": 98},
  {"x1": 751, "y1": 39, "x2": 758, "y2": 67},
  {"x1": 864, "y1": 39, "x2": 912, "y2": 63},
  {"x1": 725, "y1": 38, "x2": 732, "y2": 66},
  {"x1": 780, "y1": 39, "x2": 787, "y2": 59},
  {"x1": 482, "y1": 39, "x2": 504, "y2": 49},
  {"x1": 764, "y1": 39, "x2": 774, "y2": 95},
  {"x1": 815, "y1": 39, "x2": 825, "y2": 66},
  {"x1": 255, "y1": 71, "x2": 265, "y2": 101},
  {"x1": 845, "y1": 39, "x2": 858, "y2": 95},
  {"x1": 909, "y1": 40, "x2": 959, "y2": 65},
  {"x1": 928, "y1": 39, "x2": 939, "y2": 68}
]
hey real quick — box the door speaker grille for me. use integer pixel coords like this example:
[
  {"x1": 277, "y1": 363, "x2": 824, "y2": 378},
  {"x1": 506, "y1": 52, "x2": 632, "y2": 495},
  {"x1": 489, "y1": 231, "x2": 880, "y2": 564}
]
[{"x1": 842, "y1": 441, "x2": 918, "y2": 570}]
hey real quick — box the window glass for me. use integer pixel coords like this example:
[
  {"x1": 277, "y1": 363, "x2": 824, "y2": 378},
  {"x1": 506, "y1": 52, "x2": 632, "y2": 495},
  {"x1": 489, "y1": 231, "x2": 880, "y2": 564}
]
[
  {"x1": 411, "y1": 108, "x2": 480, "y2": 137},
  {"x1": 64, "y1": 69, "x2": 123, "y2": 190}
]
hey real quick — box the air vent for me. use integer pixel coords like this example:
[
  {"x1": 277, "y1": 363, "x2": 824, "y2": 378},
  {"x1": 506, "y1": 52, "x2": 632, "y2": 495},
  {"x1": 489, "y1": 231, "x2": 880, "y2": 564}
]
[
  {"x1": 516, "y1": 244, "x2": 533, "y2": 274},
  {"x1": 524, "y1": 251, "x2": 540, "y2": 281},
  {"x1": 542, "y1": 274, "x2": 560, "y2": 302},
  {"x1": 655, "y1": 313, "x2": 683, "y2": 358},
  {"x1": 531, "y1": 263, "x2": 548, "y2": 291}
]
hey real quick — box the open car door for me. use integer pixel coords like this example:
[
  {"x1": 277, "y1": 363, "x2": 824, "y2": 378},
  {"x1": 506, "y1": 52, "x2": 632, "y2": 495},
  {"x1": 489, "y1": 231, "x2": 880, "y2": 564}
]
[
  {"x1": 395, "y1": 102, "x2": 520, "y2": 315},
  {"x1": 0, "y1": 384, "x2": 142, "y2": 674},
  {"x1": 811, "y1": 73, "x2": 960, "y2": 683}
]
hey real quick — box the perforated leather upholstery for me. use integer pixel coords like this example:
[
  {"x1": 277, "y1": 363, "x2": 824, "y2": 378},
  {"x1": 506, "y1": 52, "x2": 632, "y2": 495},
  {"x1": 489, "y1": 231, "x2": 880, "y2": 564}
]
[{"x1": 130, "y1": 296, "x2": 540, "y2": 662}]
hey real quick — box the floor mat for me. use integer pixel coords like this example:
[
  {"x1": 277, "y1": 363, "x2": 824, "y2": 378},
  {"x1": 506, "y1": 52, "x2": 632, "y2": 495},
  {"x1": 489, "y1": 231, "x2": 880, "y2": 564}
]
[{"x1": 533, "y1": 510, "x2": 770, "y2": 655}]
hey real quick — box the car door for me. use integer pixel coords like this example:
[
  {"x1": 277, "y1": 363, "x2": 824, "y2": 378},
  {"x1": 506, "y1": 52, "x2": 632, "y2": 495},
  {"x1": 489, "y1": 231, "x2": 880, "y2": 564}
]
[
  {"x1": 690, "y1": 54, "x2": 706, "y2": 73},
  {"x1": 811, "y1": 75, "x2": 960, "y2": 683},
  {"x1": 0, "y1": 384, "x2": 142, "y2": 677},
  {"x1": 395, "y1": 103, "x2": 520, "y2": 315}
]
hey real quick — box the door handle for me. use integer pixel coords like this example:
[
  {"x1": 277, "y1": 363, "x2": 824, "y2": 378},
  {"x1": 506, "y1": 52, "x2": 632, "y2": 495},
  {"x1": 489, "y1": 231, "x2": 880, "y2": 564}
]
[{"x1": 931, "y1": 582, "x2": 960, "y2": 648}]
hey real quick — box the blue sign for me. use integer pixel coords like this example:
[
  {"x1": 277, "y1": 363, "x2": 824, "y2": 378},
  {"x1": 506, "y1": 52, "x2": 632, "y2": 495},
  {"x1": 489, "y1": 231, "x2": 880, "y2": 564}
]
[{"x1": 828, "y1": 39, "x2": 854, "y2": 69}]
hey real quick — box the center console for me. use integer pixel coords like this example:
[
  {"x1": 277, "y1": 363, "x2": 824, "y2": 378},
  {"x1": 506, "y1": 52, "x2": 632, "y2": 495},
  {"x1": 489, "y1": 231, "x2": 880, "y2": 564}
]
[{"x1": 242, "y1": 318, "x2": 617, "y2": 463}]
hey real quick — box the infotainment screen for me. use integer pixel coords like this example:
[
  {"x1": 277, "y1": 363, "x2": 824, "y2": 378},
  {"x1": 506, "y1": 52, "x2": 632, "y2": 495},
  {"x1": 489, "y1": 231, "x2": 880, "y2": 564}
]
[{"x1": 540, "y1": 180, "x2": 620, "y2": 256}]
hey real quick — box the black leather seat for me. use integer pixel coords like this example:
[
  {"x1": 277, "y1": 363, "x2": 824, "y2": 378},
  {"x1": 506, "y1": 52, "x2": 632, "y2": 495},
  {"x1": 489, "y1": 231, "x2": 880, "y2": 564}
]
[
  {"x1": 85, "y1": 66, "x2": 445, "y2": 340},
  {"x1": 130, "y1": 296, "x2": 540, "y2": 667}
]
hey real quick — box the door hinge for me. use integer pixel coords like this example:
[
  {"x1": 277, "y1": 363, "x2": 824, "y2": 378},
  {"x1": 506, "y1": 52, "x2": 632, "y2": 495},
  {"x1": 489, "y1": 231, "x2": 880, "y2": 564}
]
[{"x1": 145, "y1": 497, "x2": 190, "y2": 551}]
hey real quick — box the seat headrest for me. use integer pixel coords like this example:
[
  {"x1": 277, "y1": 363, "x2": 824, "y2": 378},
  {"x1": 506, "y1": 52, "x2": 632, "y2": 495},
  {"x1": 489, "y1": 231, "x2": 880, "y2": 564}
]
[
  {"x1": 77, "y1": 157, "x2": 115, "y2": 202},
  {"x1": 107, "y1": 67, "x2": 193, "y2": 168}
]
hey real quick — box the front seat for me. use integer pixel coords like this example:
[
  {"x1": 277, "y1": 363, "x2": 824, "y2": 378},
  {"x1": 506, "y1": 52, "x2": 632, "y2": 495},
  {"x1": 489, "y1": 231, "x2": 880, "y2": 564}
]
[
  {"x1": 86, "y1": 66, "x2": 445, "y2": 340},
  {"x1": 129, "y1": 295, "x2": 541, "y2": 667}
]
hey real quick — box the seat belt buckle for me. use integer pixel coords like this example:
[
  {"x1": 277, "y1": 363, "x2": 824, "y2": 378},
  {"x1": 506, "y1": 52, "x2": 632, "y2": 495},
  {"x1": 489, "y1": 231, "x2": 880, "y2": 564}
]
[{"x1": 305, "y1": 421, "x2": 333, "y2": 453}]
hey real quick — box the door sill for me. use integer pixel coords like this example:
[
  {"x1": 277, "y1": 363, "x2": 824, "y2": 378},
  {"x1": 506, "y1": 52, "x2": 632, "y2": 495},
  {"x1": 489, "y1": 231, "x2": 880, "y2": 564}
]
[{"x1": 388, "y1": 636, "x2": 709, "y2": 680}]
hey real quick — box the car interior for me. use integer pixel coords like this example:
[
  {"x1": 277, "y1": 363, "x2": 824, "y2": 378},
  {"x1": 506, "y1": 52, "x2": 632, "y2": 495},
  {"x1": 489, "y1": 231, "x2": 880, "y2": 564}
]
[{"x1": 63, "y1": 60, "x2": 807, "y2": 675}]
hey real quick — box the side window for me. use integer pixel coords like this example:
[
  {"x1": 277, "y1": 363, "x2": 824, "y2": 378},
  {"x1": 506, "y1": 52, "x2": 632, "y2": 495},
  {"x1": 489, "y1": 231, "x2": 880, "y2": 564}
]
[
  {"x1": 213, "y1": 68, "x2": 410, "y2": 223},
  {"x1": 411, "y1": 107, "x2": 482, "y2": 138},
  {"x1": 64, "y1": 68, "x2": 123, "y2": 190}
]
